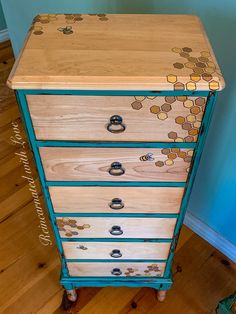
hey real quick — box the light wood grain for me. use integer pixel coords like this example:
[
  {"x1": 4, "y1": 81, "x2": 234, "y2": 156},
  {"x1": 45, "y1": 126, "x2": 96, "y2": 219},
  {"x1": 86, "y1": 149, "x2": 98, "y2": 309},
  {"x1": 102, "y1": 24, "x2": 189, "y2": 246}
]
[
  {"x1": 67, "y1": 262, "x2": 166, "y2": 277},
  {"x1": 7, "y1": 14, "x2": 224, "y2": 91},
  {"x1": 27, "y1": 95, "x2": 205, "y2": 142},
  {"x1": 56, "y1": 217, "x2": 176, "y2": 239},
  {"x1": 49, "y1": 186, "x2": 184, "y2": 214},
  {"x1": 62, "y1": 241, "x2": 171, "y2": 260},
  {"x1": 40, "y1": 147, "x2": 192, "y2": 182}
]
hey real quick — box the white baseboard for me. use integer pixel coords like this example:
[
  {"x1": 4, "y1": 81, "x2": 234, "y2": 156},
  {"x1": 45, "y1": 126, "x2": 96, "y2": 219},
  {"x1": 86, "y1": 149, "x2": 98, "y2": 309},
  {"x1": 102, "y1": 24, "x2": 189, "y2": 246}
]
[
  {"x1": 0, "y1": 28, "x2": 9, "y2": 43},
  {"x1": 184, "y1": 211, "x2": 236, "y2": 263}
]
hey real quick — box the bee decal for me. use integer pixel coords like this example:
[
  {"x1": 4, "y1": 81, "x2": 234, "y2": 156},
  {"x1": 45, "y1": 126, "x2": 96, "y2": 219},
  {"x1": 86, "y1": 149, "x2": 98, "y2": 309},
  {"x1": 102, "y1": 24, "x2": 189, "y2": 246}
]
[
  {"x1": 76, "y1": 245, "x2": 88, "y2": 250},
  {"x1": 139, "y1": 153, "x2": 154, "y2": 162},
  {"x1": 57, "y1": 26, "x2": 73, "y2": 35}
]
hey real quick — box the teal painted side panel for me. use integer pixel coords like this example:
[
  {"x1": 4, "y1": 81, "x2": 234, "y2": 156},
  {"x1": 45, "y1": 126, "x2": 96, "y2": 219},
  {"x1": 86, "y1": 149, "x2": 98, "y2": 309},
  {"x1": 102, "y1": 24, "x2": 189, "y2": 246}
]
[
  {"x1": 2, "y1": 0, "x2": 235, "y2": 249},
  {"x1": 0, "y1": 2, "x2": 6, "y2": 31}
]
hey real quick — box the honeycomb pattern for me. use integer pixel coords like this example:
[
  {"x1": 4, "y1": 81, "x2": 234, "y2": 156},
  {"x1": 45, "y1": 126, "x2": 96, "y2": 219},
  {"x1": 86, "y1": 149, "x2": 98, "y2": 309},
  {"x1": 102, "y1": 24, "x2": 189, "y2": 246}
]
[
  {"x1": 124, "y1": 264, "x2": 162, "y2": 277},
  {"x1": 56, "y1": 218, "x2": 90, "y2": 237},
  {"x1": 64, "y1": 14, "x2": 109, "y2": 23},
  {"x1": 88, "y1": 13, "x2": 109, "y2": 21},
  {"x1": 155, "y1": 148, "x2": 193, "y2": 173},
  {"x1": 131, "y1": 96, "x2": 205, "y2": 142},
  {"x1": 166, "y1": 47, "x2": 220, "y2": 91},
  {"x1": 32, "y1": 14, "x2": 109, "y2": 36},
  {"x1": 31, "y1": 14, "x2": 59, "y2": 35}
]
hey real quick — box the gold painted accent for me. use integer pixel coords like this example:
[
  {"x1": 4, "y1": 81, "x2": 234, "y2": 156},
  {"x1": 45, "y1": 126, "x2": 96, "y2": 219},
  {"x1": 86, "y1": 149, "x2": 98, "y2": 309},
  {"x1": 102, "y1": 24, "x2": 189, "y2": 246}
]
[
  {"x1": 186, "y1": 114, "x2": 196, "y2": 123},
  {"x1": 83, "y1": 224, "x2": 91, "y2": 229},
  {"x1": 185, "y1": 62, "x2": 195, "y2": 69},
  {"x1": 205, "y1": 67, "x2": 215, "y2": 74},
  {"x1": 150, "y1": 105, "x2": 160, "y2": 114},
  {"x1": 188, "y1": 128, "x2": 198, "y2": 136},
  {"x1": 157, "y1": 112, "x2": 168, "y2": 120},
  {"x1": 175, "y1": 116, "x2": 185, "y2": 124},
  {"x1": 134, "y1": 96, "x2": 146, "y2": 101},
  {"x1": 200, "y1": 51, "x2": 210, "y2": 57},
  {"x1": 172, "y1": 47, "x2": 182, "y2": 53},
  {"x1": 209, "y1": 80, "x2": 220, "y2": 90},
  {"x1": 176, "y1": 96, "x2": 187, "y2": 102},
  {"x1": 190, "y1": 73, "x2": 201, "y2": 82},
  {"x1": 175, "y1": 137, "x2": 184, "y2": 142},
  {"x1": 183, "y1": 99, "x2": 194, "y2": 108},
  {"x1": 190, "y1": 106, "x2": 201, "y2": 115},
  {"x1": 193, "y1": 121, "x2": 201, "y2": 128},
  {"x1": 186, "y1": 82, "x2": 196, "y2": 91},
  {"x1": 167, "y1": 74, "x2": 177, "y2": 83},
  {"x1": 165, "y1": 159, "x2": 174, "y2": 166},
  {"x1": 178, "y1": 151, "x2": 187, "y2": 158},
  {"x1": 168, "y1": 153, "x2": 177, "y2": 160}
]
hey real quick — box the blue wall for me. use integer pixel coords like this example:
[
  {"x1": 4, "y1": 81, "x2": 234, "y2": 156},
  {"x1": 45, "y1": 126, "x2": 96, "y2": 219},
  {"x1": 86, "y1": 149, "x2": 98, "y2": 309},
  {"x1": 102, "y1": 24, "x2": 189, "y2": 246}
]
[
  {"x1": 2, "y1": 0, "x2": 236, "y2": 247},
  {"x1": 0, "y1": 2, "x2": 6, "y2": 30}
]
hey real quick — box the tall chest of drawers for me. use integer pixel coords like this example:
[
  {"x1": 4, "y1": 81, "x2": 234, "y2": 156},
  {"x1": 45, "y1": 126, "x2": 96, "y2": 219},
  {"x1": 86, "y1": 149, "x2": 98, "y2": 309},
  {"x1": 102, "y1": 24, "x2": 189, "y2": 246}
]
[{"x1": 8, "y1": 14, "x2": 225, "y2": 304}]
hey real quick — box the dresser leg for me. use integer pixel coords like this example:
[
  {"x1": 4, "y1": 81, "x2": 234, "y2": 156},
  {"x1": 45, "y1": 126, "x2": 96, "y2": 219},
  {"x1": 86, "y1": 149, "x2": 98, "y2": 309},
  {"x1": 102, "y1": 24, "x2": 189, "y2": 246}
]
[
  {"x1": 157, "y1": 290, "x2": 167, "y2": 302},
  {"x1": 66, "y1": 289, "x2": 77, "y2": 302},
  {"x1": 61, "y1": 289, "x2": 78, "y2": 311}
]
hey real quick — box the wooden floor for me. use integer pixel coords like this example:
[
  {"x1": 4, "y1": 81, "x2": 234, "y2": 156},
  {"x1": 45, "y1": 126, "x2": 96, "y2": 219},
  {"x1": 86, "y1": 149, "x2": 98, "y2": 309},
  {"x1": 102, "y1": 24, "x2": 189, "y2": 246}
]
[{"x1": 0, "y1": 41, "x2": 235, "y2": 314}]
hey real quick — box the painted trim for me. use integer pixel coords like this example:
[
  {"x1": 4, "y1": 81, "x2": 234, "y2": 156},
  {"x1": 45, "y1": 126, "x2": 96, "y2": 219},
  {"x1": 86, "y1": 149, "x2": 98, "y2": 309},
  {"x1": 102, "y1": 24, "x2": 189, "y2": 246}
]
[
  {"x1": 54, "y1": 213, "x2": 179, "y2": 218},
  {"x1": 17, "y1": 91, "x2": 70, "y2": 277},
  {"x1": 65, "y1": 259, "x2": 167, "y2": 263},
  {"x1": 46, "y1": 181, "x2": 186, "y2": 187},
  {"x1": 0, "y1": 28, "x2": 9, "y2": 42},
  {"x1": 164, "y1": 92, "x2": 217, "y2": 277},
  {"x1": 37, "y1": 140, "x2": 196, "y2": 149},
  {"x1": 60, "y1": 275, "x2": 173, "y2": 289},
  {"x1": 61, "y1": 238, "x2": 173, "y2": 243},
  {"x1": 23, "y1": 89, "x2": 209, "y2": 96},
  {"x1": 184, "y1": 212, "x2": 236, "y2": 263}
]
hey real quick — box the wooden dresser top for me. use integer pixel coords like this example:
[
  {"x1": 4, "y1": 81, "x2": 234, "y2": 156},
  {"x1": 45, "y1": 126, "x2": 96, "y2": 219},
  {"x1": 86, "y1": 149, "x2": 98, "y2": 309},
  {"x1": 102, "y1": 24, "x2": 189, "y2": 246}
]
[{"x1": 8, "y1": 14, "x2": 225, "y2": 91}]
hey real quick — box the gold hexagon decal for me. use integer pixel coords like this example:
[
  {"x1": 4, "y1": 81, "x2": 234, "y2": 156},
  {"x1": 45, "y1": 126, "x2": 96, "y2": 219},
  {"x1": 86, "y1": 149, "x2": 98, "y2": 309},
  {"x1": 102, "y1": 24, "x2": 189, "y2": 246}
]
[
  {"x1": 209, "y1": 80, "x2": 220, "y2": 90},
  {"x1": 167, "y1": 74, "x2": 177, "y2": 83},
  {"x1": 186, "y1": 82, "x2": 196, "y2": 91}
]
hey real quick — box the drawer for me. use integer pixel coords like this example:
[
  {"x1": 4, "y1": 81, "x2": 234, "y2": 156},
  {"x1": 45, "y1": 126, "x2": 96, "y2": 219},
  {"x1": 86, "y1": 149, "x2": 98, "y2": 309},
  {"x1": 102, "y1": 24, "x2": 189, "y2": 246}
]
[
  {"x1": 27, "y1": 95, "x2": 206, "y2": 142},
  {"x1": 67, "y1": 262, "x2": 166, "y2": 277},
  {"x1": 50, "y1": 186, "x2": 184, "y2": 214},
  {"x1": 62, "y1": 241, "x2": 171, "y2": 260},
  {"x1": 56, "y1": 217, "x2": 176, "y2": 239},
  {"x1": 40, "y1": 147, "x2": 193, "y2": 182}
]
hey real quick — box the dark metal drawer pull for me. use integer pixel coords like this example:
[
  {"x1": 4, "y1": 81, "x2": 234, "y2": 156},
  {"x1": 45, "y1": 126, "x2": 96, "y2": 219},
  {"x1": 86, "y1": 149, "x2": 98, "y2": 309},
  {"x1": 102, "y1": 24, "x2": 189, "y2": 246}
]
[
  {"x1": 111, "y1": 268, "x2": 122, "y2": 276},
  {"x1": 109, "y1": 198, "x2": 124, "y2": 210},
  {"x1": 108, "y1": 162, "x2": 125, "y2": 176},
  {"x1": 110, "y1": 249, "x2": 122, "y2": 258},
  {"x1": 109, "y1": 225, "x2": 123, "y2": 236},
  {"x1": 107, "y1": 115, "x2": 126, "y2": 133}
]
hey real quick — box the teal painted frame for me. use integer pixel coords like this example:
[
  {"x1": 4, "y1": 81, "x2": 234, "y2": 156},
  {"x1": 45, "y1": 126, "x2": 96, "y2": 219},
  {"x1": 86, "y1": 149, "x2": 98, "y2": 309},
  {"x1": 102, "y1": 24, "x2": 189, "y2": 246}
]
[{"x1": 16, "y1": 89, "x2": 217, "y2": 292}]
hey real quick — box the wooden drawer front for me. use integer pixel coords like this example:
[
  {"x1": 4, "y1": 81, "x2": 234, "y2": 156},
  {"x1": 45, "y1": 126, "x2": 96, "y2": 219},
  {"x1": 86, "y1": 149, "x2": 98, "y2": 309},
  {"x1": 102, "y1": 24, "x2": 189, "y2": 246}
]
[
  {"x1": 40, "y1": 147, "x2": 193, "y2": 182},
  {"x1": 27, "y1": 95, "x2": 206, "y2": 142},
  {"x1": 67, "y1": 262, "x2": 166, "y2": 277},
  {"x1": 56, "y1": 217, "x2": 176, "y2": 239},
  {"x1": 63, "y1": 241, "x2": 171, "y2": 260},
  {"x1": 50, "y1": 186, "x2": 184, "y2": 214}
]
